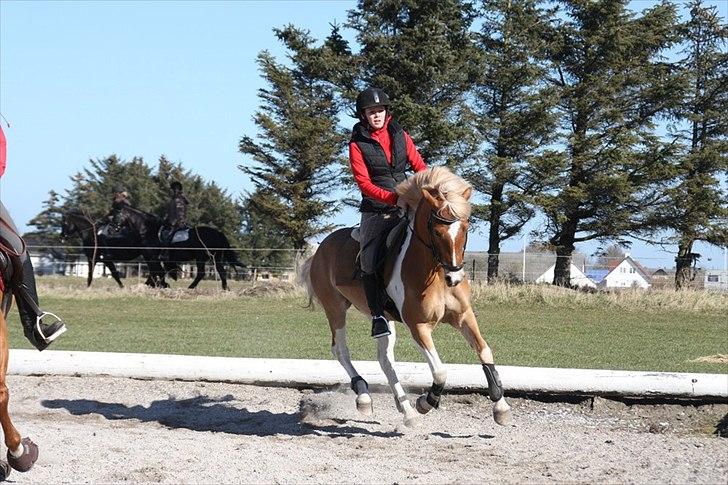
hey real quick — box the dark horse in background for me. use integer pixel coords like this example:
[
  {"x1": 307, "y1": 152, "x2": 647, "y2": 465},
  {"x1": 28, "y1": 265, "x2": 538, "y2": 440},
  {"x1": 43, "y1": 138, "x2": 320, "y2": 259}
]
[
  {"x1": 60, "y1": 209, "x2": 168, "y2": 288},
  {"x1": 121, "y1": 209, "x2": 246, "y2": 290}
]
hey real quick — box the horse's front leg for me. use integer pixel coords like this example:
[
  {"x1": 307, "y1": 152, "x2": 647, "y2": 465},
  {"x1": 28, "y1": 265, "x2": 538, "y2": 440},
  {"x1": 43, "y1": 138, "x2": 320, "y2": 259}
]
[
  {"x1": 458, "y1": 309, "x2": 511, "y2": 426},
  {"x1": 86, "y1": 258, "x2": 95, "y2": 287},
  {"x1": 0, "y1": 313, "x2": 38, "y2": 475},
  {"x1": 409, "y1": 323, "x2": 448, "y2": 416},
  {"x1": 376, "y1": 320, "x2": 418, "y2": 427}
]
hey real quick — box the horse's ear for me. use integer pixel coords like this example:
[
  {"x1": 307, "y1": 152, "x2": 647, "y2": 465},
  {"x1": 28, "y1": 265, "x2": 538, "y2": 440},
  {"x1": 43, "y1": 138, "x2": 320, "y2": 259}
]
[
  {"x1": 421, "y1": 188, "x2": 440, "y2": 207},
  {"x1": 462, "y1": 186, "x2": 472, "y2": 200}
]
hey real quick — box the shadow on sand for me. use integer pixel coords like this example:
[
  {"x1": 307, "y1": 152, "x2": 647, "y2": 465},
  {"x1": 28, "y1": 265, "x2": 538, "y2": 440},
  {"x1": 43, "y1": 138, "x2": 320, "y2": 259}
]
[{"x1": 42, "y1": 394, "x2": 402, "y2": 438}]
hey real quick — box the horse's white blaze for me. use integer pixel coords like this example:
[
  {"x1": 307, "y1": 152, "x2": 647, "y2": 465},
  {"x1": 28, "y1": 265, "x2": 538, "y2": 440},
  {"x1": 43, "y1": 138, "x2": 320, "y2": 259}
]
[{"x1": 447, "y1": 220, "x2": 461, "y2": 266}]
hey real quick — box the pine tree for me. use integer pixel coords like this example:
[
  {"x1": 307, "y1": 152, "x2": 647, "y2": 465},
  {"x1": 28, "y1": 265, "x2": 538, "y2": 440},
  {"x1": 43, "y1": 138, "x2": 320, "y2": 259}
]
[
  {"x1": 535, "y1": 0, "x2": 681, "y2": 286},
  {"x1": 467, "y1": 0, "x2": 560, "y2": 282},
  {"x1": 24, "y1": 190, "x2": 64, "y2": 253},
  {"x1": 238, "y1": 47, "x2": 346, "y2": 250},
  {"x1": 659, "y1": 0, "x2": 728, "y2": 289},
  {"x1": 237, "y1": 189, "x2": 295, "y2": 271},
  {"x1": 347, "y1": 0, "x2": 481, "y2": 165}
]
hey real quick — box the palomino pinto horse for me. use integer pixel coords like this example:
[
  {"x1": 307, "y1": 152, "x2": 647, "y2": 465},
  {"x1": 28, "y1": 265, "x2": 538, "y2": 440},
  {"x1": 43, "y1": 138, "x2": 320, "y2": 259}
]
[
  {"x1": 0, "y1": 246, "x2": 40, "y2": 478},
  {"x1": 60, "y1": 209, "x2": 167, "y2": 288},
  {"x1": 300, "y1": 167, "x2": 510, "y2": 427}
]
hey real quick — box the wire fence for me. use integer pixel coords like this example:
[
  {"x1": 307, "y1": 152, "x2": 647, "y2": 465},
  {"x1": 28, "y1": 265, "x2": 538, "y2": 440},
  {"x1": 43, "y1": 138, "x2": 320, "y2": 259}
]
[{"x1": 26, "y1": 244, "x2": 728, "y2": 290}]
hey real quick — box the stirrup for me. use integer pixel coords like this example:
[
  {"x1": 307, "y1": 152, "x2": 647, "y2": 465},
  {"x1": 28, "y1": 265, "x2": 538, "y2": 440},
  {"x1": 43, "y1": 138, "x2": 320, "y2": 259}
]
[
  {"x1": 371, "y1": 315, "x2": 391, "y2": 338},
  {"x1": 35, "y1": 312, "x2": 67, "y2": 343}
]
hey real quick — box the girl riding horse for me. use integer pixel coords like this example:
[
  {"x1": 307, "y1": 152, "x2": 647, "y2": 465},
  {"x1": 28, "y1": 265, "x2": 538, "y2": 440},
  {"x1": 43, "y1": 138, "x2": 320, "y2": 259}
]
[
  {"x1": 349, "y1": 87, "x2": 428, "y2": 338},
  {"x1": 301, "y1": 166, "x2": 511, "y2": 428},
  {"x1": 0, "y1": 124, "x2": 66, "y2": 351}
]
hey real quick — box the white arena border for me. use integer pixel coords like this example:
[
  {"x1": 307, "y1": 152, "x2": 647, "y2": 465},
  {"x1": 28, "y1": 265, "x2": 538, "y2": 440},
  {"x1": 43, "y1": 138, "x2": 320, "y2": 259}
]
[{"x1": 8, "y1": 349, "x2": 728, "y2": 400}]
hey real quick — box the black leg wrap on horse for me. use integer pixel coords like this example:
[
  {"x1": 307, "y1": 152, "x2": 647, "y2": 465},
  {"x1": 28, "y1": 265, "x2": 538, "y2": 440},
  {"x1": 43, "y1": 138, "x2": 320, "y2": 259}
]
[
  {"x1": 482, "y1": 363, "x2": 504, "y2": 402},
  {"x1": 350, "y1": 376, "x2": 369, "y2": 395},
  {"x1": 426, "y1": 382, "x2": 445, "y2": 409}
]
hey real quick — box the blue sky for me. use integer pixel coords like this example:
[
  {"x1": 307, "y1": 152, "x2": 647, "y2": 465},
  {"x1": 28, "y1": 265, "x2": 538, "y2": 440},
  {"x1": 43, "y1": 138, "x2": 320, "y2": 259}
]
[{"x1": 1, "y1": 0, "x2": 726, "y2": 270}]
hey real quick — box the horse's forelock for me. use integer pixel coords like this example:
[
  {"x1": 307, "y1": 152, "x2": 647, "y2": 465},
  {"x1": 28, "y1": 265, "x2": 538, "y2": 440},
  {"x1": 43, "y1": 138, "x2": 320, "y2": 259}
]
[{"x1": 396, "y1": 167, "x2": 472, "y2": 220}]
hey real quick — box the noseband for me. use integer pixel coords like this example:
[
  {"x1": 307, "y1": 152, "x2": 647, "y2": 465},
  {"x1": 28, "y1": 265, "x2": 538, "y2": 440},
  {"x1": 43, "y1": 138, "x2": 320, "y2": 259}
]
[{"x1": 411, "y1": 209, "x2": 468, "y2": 272}]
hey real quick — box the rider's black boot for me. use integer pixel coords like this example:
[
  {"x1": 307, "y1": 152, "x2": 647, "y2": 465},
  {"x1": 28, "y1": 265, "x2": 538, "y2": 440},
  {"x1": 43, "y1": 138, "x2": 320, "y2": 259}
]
[
  {"x1": 13, "y1": 256, "x2": 66, "y2": 351},
  {"x1": 361, "y1": 273, "x2": 391, "y2": 338}
]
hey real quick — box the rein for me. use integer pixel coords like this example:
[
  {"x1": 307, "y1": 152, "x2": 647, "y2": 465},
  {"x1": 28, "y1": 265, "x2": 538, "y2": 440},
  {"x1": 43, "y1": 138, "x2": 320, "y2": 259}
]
[
  {"x1": 409, "y1": 209, "x2": 467, "y2": 273},
  {"x1": 79, "y1": 209, "x2": 99, "y2": 265}
]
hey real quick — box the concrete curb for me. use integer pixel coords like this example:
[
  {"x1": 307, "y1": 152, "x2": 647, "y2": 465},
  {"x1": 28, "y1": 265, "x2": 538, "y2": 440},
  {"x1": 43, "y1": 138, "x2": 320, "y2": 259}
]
[{"x1": 8, "y1": 350, "x2": 728, "y2": 400}]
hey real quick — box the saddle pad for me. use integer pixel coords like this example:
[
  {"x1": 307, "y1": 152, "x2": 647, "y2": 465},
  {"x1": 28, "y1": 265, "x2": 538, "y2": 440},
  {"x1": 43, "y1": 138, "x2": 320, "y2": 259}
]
[{"x1": 171, "y1": 228, "x2": 190, "y2": 244}]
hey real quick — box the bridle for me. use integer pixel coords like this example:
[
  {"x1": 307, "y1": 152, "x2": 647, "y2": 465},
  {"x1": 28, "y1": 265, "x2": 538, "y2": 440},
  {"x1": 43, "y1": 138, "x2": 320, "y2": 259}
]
[{"x1": 410, "y1": 208, "x2": 468, "y2": 272}]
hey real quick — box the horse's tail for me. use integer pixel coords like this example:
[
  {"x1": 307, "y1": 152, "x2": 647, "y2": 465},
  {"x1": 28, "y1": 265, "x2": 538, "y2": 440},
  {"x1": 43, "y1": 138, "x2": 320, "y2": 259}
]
[
  {"x1": 296, "y1": 255, "x2": 317, "y2": 309},
  {"x1": 219, "y1": 235, "x2": 247, "y2": 275}
]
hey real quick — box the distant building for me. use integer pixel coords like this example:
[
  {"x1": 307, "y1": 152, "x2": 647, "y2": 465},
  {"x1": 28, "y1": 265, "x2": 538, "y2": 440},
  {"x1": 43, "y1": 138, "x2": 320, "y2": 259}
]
[
  {"x1": 601, "y1": 255, "x2": 652, "y2": 289},
  {"x1": 536, "y1": 263, "x2": 597, "y2": 289},
  {"x1": 704, "y1": 270, "x2": 728, "y2": 291}
]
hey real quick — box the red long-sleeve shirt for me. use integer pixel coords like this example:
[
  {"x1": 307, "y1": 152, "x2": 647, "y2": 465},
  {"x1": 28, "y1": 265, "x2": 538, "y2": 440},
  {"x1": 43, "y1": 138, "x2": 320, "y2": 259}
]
[{"x1": 349, "y1": 118, "x2": 427, "y2": 206}]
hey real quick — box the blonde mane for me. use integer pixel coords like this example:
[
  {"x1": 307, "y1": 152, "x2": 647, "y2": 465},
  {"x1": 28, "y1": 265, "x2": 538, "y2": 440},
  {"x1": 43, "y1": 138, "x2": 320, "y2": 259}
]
[{"x1": 395, "y1": 166, "x2": 472, "y2": 220}]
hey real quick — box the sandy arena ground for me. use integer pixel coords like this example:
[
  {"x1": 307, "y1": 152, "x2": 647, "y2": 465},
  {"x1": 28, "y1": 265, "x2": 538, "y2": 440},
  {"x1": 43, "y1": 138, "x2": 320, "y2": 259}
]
[{"x1": 3, "y1": 374, "x2": 726, "y2": 484}]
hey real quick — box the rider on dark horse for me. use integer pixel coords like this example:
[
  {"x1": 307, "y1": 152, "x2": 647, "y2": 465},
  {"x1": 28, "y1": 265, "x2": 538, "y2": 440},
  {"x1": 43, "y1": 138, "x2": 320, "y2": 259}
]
[
  {"x1": 160, "y1": 181, "x2": 189, "y2": 261},
  {"x1": 103, "y1": 185, "x2": 132, "y2": 237},
  {"x1": 0, "y1": 124, "x2": 66, "y2": 350},
  {"x1": 349, "y1": 87, "x2": 428, "y2": 338}
]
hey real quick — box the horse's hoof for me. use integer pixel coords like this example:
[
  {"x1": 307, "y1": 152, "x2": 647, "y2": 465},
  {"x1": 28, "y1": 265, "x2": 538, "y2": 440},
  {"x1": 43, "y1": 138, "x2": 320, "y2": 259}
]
[
  {"x1": 356, "y1": 394, "x2": 373, "y2": 416},
  {"x1": 0, "y1": 460, "x2": 10, "y2": 481},
  {"x1": 7, "y1": 437, "x2": 39, "y2": 472},
  {"x1": 493, "y1": 397, "x2": 511, "y2": 426},
  {"x1": 415, "y1": 394, "x2": 434, "y2": 415},
  {"x1": 403, "y1": 410, "x2": 420, "y2": 428}
]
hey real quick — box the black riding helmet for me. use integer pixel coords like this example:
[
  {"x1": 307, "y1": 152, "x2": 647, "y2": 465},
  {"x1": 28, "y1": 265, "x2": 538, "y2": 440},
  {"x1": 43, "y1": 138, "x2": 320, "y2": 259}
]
[
  {"x1": 170, "y1": 181, "x2": 183, "y2": 192},
  {"x1": 356, "y1": 87, "x2": 390, "y2": 117},
  {"x1": 112, "y1": 184, "x2": 126, "y2": 193}
]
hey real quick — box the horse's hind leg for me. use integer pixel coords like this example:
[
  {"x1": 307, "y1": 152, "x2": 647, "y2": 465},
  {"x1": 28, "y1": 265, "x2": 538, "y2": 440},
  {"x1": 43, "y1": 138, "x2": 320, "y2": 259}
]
[
  {"x1": 105, "y1": 262, "x2": 124, "y2": 288},
  {"x1": 457, "y1": 309, "x2": 511, "y2": 426},
  {"x1": 376, "y1": 321, "x2": 419, "y2": 427},
  {"x1": 189, "y1": 260, "x2": 206, "y2": 289},
  {"x1": 0, "y1": 312, "x2": 38, "y2": 474},
  {"x1": 214, "y1": 255, "x2": 228, "y2": 291},
  {"x1": 408, "y1": 323, "x2": 448, "y2": 416},
  {"x1": 326, "y1": 305, "x2": 374, "y2": 416}
]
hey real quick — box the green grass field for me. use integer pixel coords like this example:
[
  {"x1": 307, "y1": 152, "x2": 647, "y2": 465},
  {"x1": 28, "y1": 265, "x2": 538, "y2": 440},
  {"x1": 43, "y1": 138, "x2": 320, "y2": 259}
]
[{"x1": 6, "y1": 276, "x2": 727, "y2": 374}]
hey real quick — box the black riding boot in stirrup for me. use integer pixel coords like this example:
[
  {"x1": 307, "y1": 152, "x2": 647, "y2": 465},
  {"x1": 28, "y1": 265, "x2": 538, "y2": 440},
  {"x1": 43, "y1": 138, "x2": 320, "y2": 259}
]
[
  {"x1": 13, "y1": 256, "x2": 66, "y2": 351},
  {"x1": 361, "y1": 273, "x2": 391, "y2": 339}
]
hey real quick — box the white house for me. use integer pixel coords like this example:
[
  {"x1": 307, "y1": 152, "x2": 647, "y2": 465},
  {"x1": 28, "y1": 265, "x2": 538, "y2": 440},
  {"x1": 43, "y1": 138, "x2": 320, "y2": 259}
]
[
  {"x1": 704, "y1": 270, "x2": 728, "y2": 291},
  {"x1": 535, "y1": 263, "x2": 597, "y2": 289},
  {"x1": 602, "y1": 255, "x2": 651, "y2": 289}
]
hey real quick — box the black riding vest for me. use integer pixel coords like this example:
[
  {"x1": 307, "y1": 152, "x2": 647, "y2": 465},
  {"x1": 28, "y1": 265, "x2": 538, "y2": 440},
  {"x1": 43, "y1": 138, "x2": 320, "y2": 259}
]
[{"x1": 351, "y1": 119, "x2": 409, "y2": 213}]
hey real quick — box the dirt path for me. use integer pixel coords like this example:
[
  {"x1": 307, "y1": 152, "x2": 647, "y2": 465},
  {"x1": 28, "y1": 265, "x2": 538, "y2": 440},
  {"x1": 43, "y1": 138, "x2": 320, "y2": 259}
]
[{"x1": 5, "y1": 375, "x2": 727, "y2": 483}]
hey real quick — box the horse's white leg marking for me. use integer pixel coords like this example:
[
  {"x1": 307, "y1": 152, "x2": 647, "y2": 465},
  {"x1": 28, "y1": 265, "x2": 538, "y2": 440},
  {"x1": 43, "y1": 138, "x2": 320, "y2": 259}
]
[
  {"x1": 460, "y1": 319, "x2": 511, "y2": 425},
  {"x1": 415, "y1": 344, "x2": 447, "y2": 414},
  {"x1": 332, "y1": 327, "x2": 372, "y2": 414},
  {"x1": 376, "y1": 321, "x2": 418, "y2": 427},
  {"x1": 9, "y1": 444, "x2": 23, "y2": 458},
  {"x1": 332, "y1": 327, "x2": 358, "y2": 377}
]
